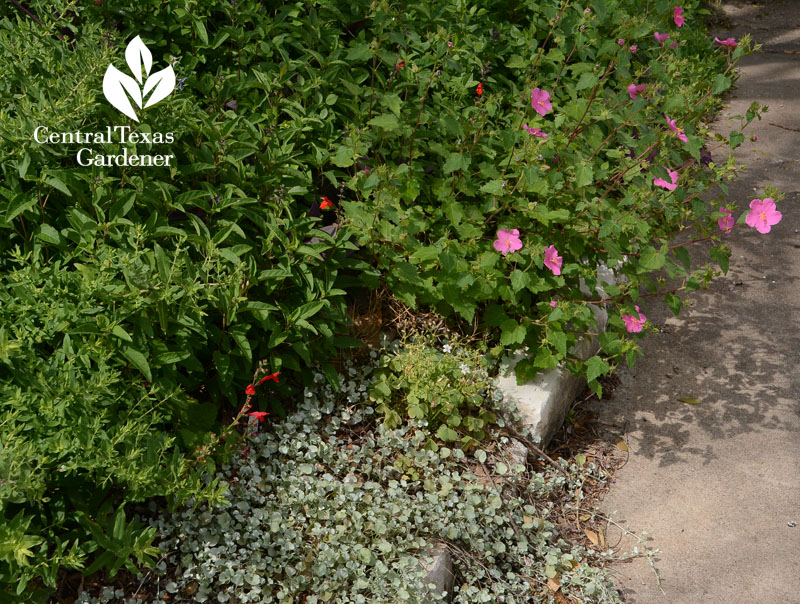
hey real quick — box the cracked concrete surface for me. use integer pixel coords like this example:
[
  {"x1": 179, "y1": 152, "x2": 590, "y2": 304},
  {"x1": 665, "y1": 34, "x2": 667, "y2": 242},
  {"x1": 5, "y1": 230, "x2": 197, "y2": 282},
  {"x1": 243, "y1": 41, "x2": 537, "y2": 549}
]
[{"x1": 591, "y1": 2, "x2": 800, "y2": 602}]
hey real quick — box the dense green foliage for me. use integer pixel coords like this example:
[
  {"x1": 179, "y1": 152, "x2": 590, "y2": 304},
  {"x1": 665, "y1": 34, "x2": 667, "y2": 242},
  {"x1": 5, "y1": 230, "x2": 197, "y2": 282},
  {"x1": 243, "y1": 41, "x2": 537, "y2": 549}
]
[
  {"x1": 0, "y1": 0, "x2": 758, "y2": 598},
  {"x1": 369, "y1": 336, "x2": 498, "y2": 445}
]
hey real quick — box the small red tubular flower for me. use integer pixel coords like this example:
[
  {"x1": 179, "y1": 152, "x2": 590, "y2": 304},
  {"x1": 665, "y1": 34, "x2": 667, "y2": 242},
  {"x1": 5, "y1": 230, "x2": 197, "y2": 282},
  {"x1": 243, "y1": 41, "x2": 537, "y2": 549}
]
[
  {"x1": 248, "y1": 411, "x2": 269, "y2": 423},
  {"x1": 397, "y1": 59, "x2": 405, "y2": 69},
  {"x1": 257, "y1": 372, "x2": 281, "y2": 386},
  {"x1": 476, "y1": 83, "x2": 484, "y2": 96},
  {"x1": 245, "y1": 384, "x2": 256, "y2": 396},
  {"x1": 320, "y1": 197, "x2": 333, "y2": 210}
]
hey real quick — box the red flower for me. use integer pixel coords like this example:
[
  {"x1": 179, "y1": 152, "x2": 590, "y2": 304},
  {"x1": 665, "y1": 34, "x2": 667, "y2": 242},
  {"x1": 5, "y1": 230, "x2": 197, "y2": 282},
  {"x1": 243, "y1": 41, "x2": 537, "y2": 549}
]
[
  {"x1": 248, "y1": 411, "x2": 269, "y2": 423},
  {"x1": 397, "y1": 59, "x2": 405, "y2": 69},
  {"x1": 320, "y1": 197, "x2": 333, "y2": 210},
  {"x1": 476, "y1": 83, "x2": 483, "y2": 96},
  {"x1": 245, "y1": 384, "x2": 256, "y2": 396},
  {"x1": 257, "y1": 372, "x2": 281, "y2": 386}
]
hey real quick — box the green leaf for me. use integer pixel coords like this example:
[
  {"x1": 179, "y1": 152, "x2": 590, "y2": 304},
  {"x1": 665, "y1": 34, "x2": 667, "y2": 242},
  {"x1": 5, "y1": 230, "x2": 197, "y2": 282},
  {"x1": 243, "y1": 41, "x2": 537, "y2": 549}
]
[
  {"x1": 5, "y1": 193, "x2": 37, "y2": 222},
  {"x1": 576, "y1": 72, "x2": 599, "y2": 91},
  {"x1": 505, "y1": 55, "x2": 526, "y2": 69},
  {"x1": 480, "y1": 179, "x2": 506, "y2": 195},
  {"x1": 710, "y1": 245, "x2": 730, "y2": 274},
  {"x1": 712, "y1": 74, "x2": 732, "y2": 94},
  {"x1": 367, "y1": 113, "x2": 399, "y2": 131},
  {"x1": 585, "y1": 355, "x2": 609, "y2": 383},
  {"x1": 111, "y1": 325, "x2": 133, "y2": 342},
  {"x1": 665, "y1": 293, "x2": 682, "y2": 316},
  {"x1": 194, "y1": 18, "x2": 209, "y2": 44},
  {"x1": 443, "y1": 153, "x2": 469, "y2": 174},
  {"x1": 638, "y1": 245, "x2": 666, "y2": 272},
  {"x1": 673, "y1": 246, "x2": 691, "y2": 270},
  {"x1": 509, "y1": 270, "x2": 529, "y2": 292},
  {"x1": 333, "y1": 145, "x2": 354, "y2": 167},
  {"x1": 436, "y1": 425, "x2": 458, "y2": 441},
  {"x1": 678, "y1": 397, "x2": 702, "y2": 405},
  {"x1": 37, "y1": 224, "x2": 61, "y2": 245},
  {"x1": 45, "y1": 176, "x2": 71, "y2": 196},
  {"x1": 17, "y1": 153, "x2": 30, "y2": 179},
  {"x1": 122, "y1": 346, "x2": 152, "y2": 381},
  {"x1": 500, "y1": 319, "x2": 526, "y2": 345},
  {"x1": 575, "y1": 163, "x2": 594, "y2": 188},
  {"x1": 729, "y1": 130, "x2": 744, "y2": 149},
  {"x1": 547, "y1": 329, "x2": 567, "y2": 356},
  {"x1": 112, "y1": 507, "x2": 126, "y2": 542}
]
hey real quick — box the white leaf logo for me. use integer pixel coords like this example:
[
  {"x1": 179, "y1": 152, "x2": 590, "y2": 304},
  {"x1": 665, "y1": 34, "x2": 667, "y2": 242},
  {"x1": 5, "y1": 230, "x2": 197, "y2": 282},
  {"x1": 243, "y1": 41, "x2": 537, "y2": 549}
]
[{"x1": 103, "y1": 35, "x2": 175, "y2": 121}]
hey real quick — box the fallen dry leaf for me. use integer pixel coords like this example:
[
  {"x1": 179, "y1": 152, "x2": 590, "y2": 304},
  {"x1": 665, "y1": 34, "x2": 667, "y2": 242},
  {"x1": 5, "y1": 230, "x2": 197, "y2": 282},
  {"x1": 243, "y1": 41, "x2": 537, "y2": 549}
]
[
  {"x1": 615, "y1": 439, "x2": 629, "y2": 452},
  {"x1": 547, "y1": 576, "x2": 561, "y2": 591},
  {"x1": 584, "y1": 528, "x2": 599, "y2": 546}
]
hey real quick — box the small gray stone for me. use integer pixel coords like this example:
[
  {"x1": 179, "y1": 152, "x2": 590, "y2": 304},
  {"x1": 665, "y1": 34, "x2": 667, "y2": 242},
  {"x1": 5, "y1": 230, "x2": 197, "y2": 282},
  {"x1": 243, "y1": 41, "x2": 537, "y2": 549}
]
[
  {"x1": 505, "y1": 438, "x2": 528, "y2": 468},
  {"x1": 420, "y1": 543, "x2": 455, "y2": 602}
]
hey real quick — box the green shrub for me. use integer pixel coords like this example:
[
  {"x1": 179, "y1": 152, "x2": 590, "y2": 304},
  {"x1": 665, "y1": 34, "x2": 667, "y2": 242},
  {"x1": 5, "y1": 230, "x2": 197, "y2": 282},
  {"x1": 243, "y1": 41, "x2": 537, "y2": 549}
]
[
  {"x1": 262, "y1": 0, "x2": 757, "y2": 389},
  {"x1": 369, "y1": 336, "x2": 497, "y2": 446}
]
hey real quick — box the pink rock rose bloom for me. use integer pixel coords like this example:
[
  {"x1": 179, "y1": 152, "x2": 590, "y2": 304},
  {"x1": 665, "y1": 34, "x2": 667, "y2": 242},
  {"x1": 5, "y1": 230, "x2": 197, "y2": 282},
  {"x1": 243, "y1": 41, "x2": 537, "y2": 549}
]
[
  {"x1": 544, "y1": 245, "x2": 563, "y2": 275},
  {"x1": 745, "y1": 198, "x2": 782, "y2": 234},
  {"x1": 718, "y1": 208, "x2": 735, "y2": 233},
  {"x1": 530, "y1": 87, "x2": 553, "y2": 116},
  {"x1": 715, "y1": 37, "x2": 738, "y2": 47},
  {"x1": 654, "y1": 169, "x2": 679, "y2": 191},
  {"x1": 494, "y1": 229, "x2": 523, "y2": 256},
  {"x1": 523, "y1": 124, "x2": 548, "y2": 138},
  {"x1": 674, "y1": 6, "x2": 685, "y2": 27},
  {"x1": 654, "y1": 32, "x2": 670, "y2": 45},
  {"x1": 630, "y1": 45, "x2": 638, "y2": 53},
  {"x1": 666, "y1": 115, "x2": 688, "y2": 142},
  {"x1": 622, "y1": 306, "x2": 647, "y2": 333},
  {"x1": 627, "y1": 83, "x2": 647, "y2": 99}
]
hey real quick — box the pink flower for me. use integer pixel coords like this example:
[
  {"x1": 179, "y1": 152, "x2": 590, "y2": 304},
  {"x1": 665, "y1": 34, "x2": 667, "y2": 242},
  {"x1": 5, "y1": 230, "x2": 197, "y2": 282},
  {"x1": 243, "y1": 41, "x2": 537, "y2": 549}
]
[
  {"x1": 715, "y1": 37, "x2": 738, "y2": 47},
  {"x1": 654, "y1": 32, "x2": 670, "y2": 45},
  {"x1": 745, "y1": 198, "x2": 782, "y2": 234},
  {"x1": 627, "y1": 83, "x2": 647, "y2": 99},
  {"x1": 670, "y1": 41, "x2": 679, "y2": 49},
  {"x1": 530, "y1": 88, "x2": 552, "y2": 116},
  {"x1": 630, "y1": 45, "x2": 638, "y2": 53},
  {"x1": 673, "y1": 6, "x2": 685, "y2": 27},
  {"x1": 248, "y1": 411, "x2": 269, "y2": 423},
  {"x1": 550, "y1": 300, "x2": 558, "y2": 308},
  {"x1": 666, "y1": 115, "x2": 688, "y2": 142},
  {"x1": 654, "y1": 168, "x2": 679, "y2": 191},
  {"x1": 544, "y1": 245, "x2": 563, "y2": 276},
  {"x1": 618, "y1": 38, "x2": 625, "y2": 45},
  {"x1": 718, "y1": 208, "x2": 735, "y2": 233},
  {"x1": 523, "y1": 124, "x2": 548, "y2": 138},
  {"x1": 622, "y1": 306, "x2": 647, "y2": 333},
  {"x1": 494, "y1": 229, "x2": 523, "y2": 256}
]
